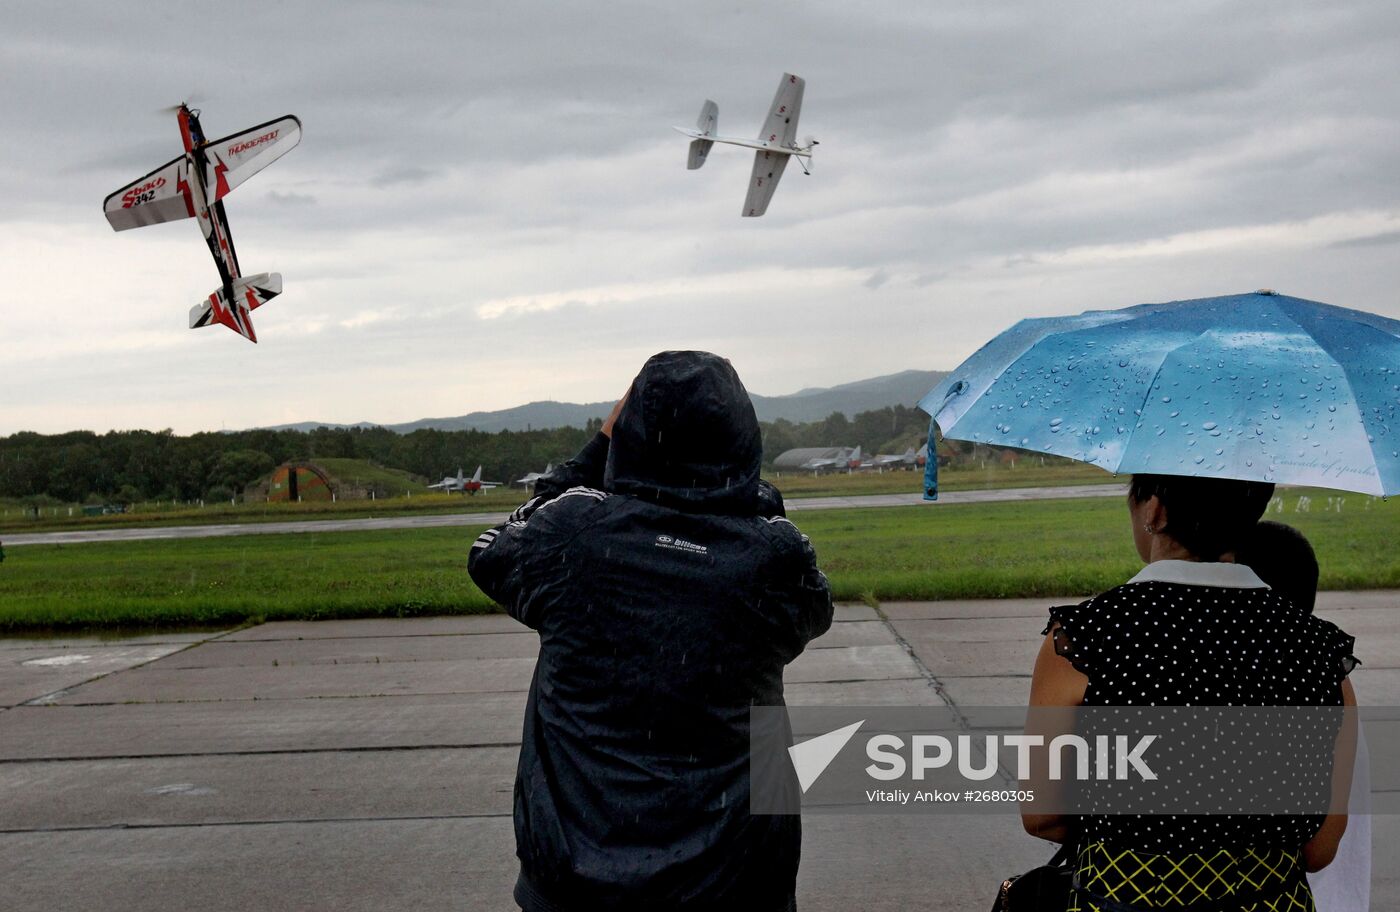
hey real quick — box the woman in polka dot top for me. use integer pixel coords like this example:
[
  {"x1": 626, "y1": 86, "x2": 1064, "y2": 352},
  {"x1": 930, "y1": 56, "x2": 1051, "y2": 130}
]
[{"x1": 1021, "y1": 474, "x2": 1358, "y2": 911}]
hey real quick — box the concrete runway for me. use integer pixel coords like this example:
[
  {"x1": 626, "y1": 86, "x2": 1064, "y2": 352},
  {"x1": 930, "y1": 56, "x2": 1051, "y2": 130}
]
[
  {"x1": 3, "y1": 483, "x2": 1128, "y2": 547},
  {"x1": 1, "y1": 590, "x2": 1394, "y2": 910}
]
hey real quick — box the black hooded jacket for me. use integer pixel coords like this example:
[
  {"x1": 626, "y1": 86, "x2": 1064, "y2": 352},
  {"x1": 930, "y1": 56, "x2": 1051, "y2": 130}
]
[{"x1": 468, "y1": 352, "x2": 833, "y2": 912}]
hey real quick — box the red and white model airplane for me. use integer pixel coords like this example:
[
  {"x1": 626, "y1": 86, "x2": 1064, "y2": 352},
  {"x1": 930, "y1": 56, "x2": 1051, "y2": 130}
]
[
  {"x1": 674, "y1": 73, "x2": 817, "y2": 217},
  {"x1": 103, "y1": 104, "x2": 302, "y2": 343}
]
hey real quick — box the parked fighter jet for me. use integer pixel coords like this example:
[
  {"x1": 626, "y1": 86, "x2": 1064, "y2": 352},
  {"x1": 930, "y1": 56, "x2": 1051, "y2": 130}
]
[
  {"x1": 428, "y1": 466, "x2": 502, "y2": 495},
  {"x1": 674, "y1": 73, "x2": 817, "y2": 217},
  {"x1": 860, "y1": 448, "x2": 919, "y2": 472},
  {"x1": 514, "y1": 464, "x2": 555, "y2": 490},
  {"x1": 103, "y1": 104, "x2": 302, "y2": 342},
  {"x1": 801, "y1": 446, "x2": 861, "y2": 473}
]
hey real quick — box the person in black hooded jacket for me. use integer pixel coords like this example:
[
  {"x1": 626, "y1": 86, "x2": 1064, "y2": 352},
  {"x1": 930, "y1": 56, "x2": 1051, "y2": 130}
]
[{"x1": 468, "y1": 350, "x2": 833, "y2": 912}]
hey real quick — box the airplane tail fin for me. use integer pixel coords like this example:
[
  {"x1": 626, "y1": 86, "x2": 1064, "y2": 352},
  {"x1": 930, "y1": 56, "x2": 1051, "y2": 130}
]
[
  {"x1": 697, "y1": 100, "x2": 717, "y2": 135},
  {"x1": 687, "y1": 139, "x2": 713, "y2": 170},
  {"x1": 188, "y1": 272, "x2": 281, "y2": 343},
  {"x1": 687, "y1": 100, "x2": 717, "y2": 170}
]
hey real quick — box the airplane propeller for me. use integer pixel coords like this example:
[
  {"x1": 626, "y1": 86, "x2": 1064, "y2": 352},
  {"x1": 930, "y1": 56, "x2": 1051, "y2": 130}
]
[{"x1": 157, "y1": 94, "x2": 206, "y2": 115}]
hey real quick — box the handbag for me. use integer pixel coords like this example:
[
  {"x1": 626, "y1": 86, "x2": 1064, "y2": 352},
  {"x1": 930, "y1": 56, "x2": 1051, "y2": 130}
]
[{"x1": 989, "y1": 840, "x2": 1074, "y2": 912}]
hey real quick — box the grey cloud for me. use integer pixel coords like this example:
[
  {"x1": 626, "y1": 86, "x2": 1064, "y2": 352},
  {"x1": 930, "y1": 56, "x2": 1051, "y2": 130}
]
[
  {"x1": 3, "y1": 0, "x2": 1399, "y2": 433},
  {"x1": 370, "y1": 166, "x2": 437, "y2": 188},
  {"x1": 1331, "y1": 229, "x2": 1400, "y2": 249},
  {"x1": 267, "y1": 190, "x2": 318, "y2": 206}
]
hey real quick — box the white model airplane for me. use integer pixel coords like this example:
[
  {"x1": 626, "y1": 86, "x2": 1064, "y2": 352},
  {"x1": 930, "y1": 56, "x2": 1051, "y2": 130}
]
[
  {"x1": 514, "y1": 464, "x2": 555, "y2": 489},
  {"x1": 674, "y1": 73, "x2": 817, "y2": 217},
  {"x1": 428, "y1": 466, "x2": 502, "y2": 495},
  {"x1": 103, "y1": 104, "x2": 301, "y2": 342}
]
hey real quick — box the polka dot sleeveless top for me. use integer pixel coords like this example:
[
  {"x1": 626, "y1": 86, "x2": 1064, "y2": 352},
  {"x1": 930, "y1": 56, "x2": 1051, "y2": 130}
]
[{"x1": 1045, "y1": 563, "x2": 1357, "y2": 853}]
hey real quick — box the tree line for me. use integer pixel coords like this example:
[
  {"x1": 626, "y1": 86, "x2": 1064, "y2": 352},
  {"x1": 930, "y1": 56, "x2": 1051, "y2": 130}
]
[{"x1": 0, "y1": 404, "x2": 936, "y2": 505}]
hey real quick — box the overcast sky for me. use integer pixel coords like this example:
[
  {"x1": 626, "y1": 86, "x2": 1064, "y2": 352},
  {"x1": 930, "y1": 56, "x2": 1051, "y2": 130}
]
[{"x1": 3, "y1": 1, "x2": 1398, "y2": 434}]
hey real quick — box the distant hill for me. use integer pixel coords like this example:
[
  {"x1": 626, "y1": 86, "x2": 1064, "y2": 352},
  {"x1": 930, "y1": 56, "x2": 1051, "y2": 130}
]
[{"x1": 257, "y1": 368, "x2": 948, "y2": 434}]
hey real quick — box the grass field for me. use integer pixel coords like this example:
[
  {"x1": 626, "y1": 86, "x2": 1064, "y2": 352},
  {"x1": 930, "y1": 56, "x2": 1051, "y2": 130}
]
[
  {"x1": 0, "y1": 461, "x2": 1113, "y2": 534},
  {"x1": 2, "y1": 489, "x2": 1394, "y2": 632}
]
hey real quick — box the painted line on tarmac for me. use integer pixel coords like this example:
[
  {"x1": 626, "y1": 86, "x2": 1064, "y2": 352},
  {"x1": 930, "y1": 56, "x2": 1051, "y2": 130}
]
[
  {"x1": 2, "y1": 484, "x2": 1128, "y2": 547},
  {"x1": 0, "y1": 741, "x2": 525, "y2": 765},
  {"x1": 0, "y1": 810, "x2": 514, "y2": 836}
]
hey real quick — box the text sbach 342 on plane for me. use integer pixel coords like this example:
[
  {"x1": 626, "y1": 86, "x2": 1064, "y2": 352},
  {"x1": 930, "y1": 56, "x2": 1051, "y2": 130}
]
[
  {"x1": 674, "y1": 73, "x2": 817, "y2": 217},
  {"x1": 103, "y1": 104, "x2": 302, "y2": 343},
  {"x1": 429, "y1": 466, "x2": 503, "y2": 495}
]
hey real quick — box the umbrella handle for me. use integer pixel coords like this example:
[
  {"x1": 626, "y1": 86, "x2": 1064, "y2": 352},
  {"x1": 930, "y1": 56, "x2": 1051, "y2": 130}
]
[{"x1": 922, "y1": 417, "x2": 940, "y2": 502}]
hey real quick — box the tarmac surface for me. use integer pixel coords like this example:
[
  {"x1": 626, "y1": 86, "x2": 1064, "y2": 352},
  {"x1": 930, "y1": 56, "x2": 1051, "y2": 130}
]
[
  {"x1": 1, "y1": 590, "x2": 1395, "y2": 910},
  {"x1": 1, "y1": 483, "x2": 1127, "y2": 547}
]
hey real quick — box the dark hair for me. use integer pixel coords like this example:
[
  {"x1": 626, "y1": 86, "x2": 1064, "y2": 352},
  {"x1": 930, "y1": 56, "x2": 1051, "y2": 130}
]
[
  {"x1": 1236, "y1": 521, "x2": 1319, "y2": 614},
  {"x1": 1128, "y1": 474, "x2": 1275, "y2": 561}
]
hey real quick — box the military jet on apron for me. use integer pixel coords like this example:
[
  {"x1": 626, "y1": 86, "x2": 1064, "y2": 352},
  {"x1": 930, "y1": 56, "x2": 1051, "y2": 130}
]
[{"x1": 429, "y1": 466, "x2": 503, "y2": 495}]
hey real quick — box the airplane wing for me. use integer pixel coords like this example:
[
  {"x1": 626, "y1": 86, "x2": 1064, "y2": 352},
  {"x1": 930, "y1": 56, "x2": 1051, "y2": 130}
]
[
  {"x1": 743, "y1": 149, "x2": 789, "y2": 217},
  {"x1": 103, "y1": 155, "x2": 194, "y2": 231},
  {"x1": 202, "y1": 115, "x2": 302, "y2": 201},
  {"x1": 759, "y1": 73, "x2": 804, "y2": 147}
]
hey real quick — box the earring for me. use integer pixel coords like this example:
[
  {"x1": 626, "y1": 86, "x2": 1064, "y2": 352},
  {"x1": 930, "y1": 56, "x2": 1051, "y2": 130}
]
[{"x1": 1143, "y1": 524, "x2": 1156, "y2": 534}]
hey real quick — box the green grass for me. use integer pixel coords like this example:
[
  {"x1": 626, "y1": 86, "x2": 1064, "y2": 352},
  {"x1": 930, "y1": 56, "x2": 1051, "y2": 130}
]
[
  {"x1": 2, "y1": 489, "x2": 1396, "y2": 633},
  {"x1": 0, "y1": 529, "x2": 497, "y2": 631},
  {"x1": 770, "y1": 460, "x2": 1114, "y2": 497},
  {"x1": 312, "y1": 458, "x2": 428, "y2": 496},
  {"x1": 0, "y1": 487, "x2": 524, "y2": 534}
]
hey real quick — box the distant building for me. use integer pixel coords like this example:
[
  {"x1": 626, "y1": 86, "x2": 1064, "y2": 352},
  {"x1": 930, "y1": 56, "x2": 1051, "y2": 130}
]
[{"x1": 259, "y1": 463, "x2": 335, "y2": 502}]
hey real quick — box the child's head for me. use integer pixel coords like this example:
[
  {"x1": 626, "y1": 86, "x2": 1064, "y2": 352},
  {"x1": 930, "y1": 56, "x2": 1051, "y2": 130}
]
[{"x1": 1235, "y1": 521, "x2": 1319, "y2": 614}]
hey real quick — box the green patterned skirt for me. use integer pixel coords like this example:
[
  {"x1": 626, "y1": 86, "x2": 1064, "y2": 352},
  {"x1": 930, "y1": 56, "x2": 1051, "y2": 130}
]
[{"x1": 1068, "y1": 840, "x2": 1313, "y2": 911}]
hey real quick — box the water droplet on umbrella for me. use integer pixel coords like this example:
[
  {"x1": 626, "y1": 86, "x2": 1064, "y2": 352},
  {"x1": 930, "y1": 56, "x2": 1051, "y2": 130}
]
[
  {"x1": 1202, "y1": 422, "x2": 1218, "y2": 431},
  {"x1": 1049, "y1": 417, "x2": 1063, "y2": 427},
  {"x1": 1162, "y1": 396, "x2": 1172, "y2": 403},
  {"x1": 1194, "y1": 456, "x2": 1205, "y2": 464}
]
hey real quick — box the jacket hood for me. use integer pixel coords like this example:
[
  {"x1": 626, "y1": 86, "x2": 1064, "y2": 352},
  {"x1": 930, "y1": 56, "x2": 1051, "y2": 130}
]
[{"x1": 604, "y1": 351, "x2": 763, "y2": 514}]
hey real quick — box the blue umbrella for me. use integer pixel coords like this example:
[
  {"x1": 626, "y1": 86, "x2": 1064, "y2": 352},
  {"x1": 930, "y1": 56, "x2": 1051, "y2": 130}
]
[{"x1": 919, "y1": 291, "x2": 1400, "y2": 500}]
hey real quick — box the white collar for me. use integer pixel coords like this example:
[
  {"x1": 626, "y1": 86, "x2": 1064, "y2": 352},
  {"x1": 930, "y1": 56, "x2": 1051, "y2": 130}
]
[{"x1": 1127, "y1": 559, "x2": 1269, "y2": 590}]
